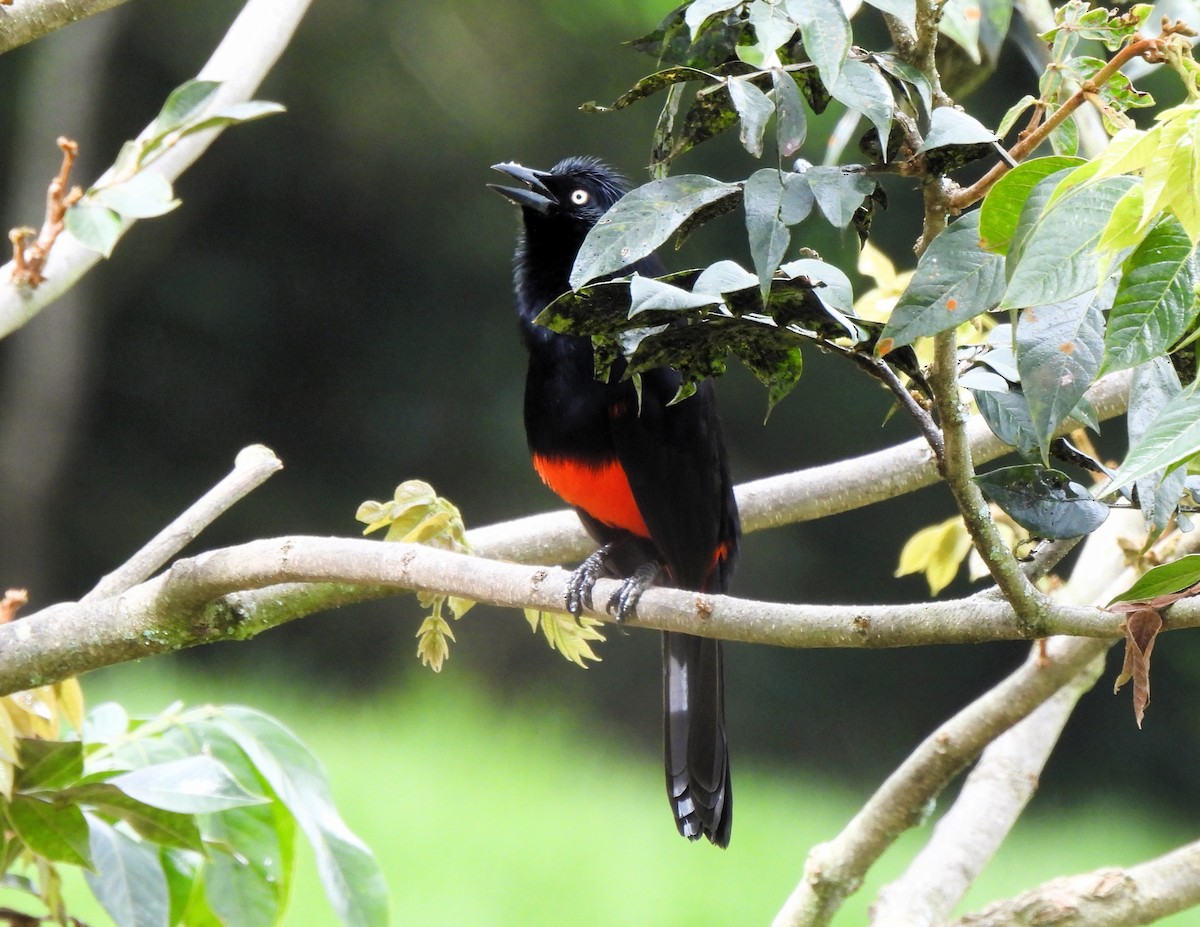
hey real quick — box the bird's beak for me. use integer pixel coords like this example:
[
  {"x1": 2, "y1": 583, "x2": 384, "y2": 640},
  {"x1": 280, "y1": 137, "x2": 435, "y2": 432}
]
[{"x1": 488, "y1": 162, "x2": 557, "y2": 214}]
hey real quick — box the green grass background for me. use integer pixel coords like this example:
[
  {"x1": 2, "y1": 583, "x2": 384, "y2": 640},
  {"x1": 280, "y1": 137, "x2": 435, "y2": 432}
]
[{"x1": 11, "y1": 662, "x2": 1196, "y2": 927}]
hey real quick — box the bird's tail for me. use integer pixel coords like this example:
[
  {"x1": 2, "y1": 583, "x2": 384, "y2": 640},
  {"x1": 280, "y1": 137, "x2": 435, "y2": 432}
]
[{"x1": 663, "y1": 630, "x2": 732, "y2": 847}]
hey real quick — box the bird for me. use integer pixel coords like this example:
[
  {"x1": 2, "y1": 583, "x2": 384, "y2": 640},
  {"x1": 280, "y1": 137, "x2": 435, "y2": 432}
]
[{"x1": 489, "y1": 155, "x2": 740, "y2": 846}]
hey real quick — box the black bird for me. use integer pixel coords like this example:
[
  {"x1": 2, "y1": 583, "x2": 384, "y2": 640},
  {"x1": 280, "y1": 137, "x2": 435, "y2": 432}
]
[{"x1": 490, "y1": 156, "x2": 740, "y2": 846}]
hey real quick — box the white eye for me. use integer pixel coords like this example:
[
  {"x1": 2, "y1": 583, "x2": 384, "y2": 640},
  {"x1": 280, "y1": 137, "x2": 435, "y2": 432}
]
[{"x1": 570, "y1": 189, "x2": 590, "y2": 205}]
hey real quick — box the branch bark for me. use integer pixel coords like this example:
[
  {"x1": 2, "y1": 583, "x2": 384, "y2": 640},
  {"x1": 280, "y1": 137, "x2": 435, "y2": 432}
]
[
  {"x1": 769, "y1": 636, "x2": 1112, "y2": 927},
  {"x1": 0, "y1": 0, "x2": 135, "y2": 54},
  {"x1": 946, "y1": 840, "x2": 1200, "y2": 927},
  {"x1": 870, "y1": 652, "x2": 1105, "y2": 925},
  {"x1": 0, "y1": 0, "x2": 313, "y2": 340}
]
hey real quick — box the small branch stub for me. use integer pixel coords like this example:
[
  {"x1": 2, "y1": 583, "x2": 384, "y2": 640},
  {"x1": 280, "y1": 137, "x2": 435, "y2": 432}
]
[{"x1": 9, "y1": 137, "x2": 83, "y2": 288}]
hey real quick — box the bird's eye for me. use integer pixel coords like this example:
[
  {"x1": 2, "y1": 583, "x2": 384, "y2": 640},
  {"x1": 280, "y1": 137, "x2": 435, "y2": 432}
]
[{"x1": 570, "y1": 189, "x2": 590, "y2": 205}]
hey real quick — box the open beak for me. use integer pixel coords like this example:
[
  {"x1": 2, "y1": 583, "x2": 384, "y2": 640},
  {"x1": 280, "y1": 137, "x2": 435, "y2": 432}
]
[{"x1": 488, "y1": 162, "x2": 557, "y2": 214}]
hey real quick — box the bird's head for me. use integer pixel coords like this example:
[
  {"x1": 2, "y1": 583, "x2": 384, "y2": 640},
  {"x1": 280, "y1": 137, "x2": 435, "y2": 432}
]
[{"x1": 489, "y1": 156, "x2": 626, "y2": 238}]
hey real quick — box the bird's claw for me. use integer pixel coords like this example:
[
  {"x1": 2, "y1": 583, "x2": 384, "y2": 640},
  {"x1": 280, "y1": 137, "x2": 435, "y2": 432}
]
[
  {"x1": 566, "y1": 545, "x2": 612, "y2": 617},
  {"x1": 607, "y1": 561, "x2": 660, "y2": 623}
]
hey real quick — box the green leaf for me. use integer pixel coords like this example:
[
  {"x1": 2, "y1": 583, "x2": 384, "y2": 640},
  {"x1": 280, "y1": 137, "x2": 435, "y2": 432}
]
[
  {"x1": 84, "y1": 816, "x2": 170, "y2": 927},
  {"x1": 873, "y1": 54, "x2": 932, "y2": 116},
  {"x1": 740, "y1": 0, "x2": 797, "y2": 67},
  {"x1": 1108, "y1": 381, "x2": 1200, "y2": 495},
  {"x1": 204, "y1": 797, "x2": 294, "y2": 927},
  {"x1": 1048, "y1": 108, "x2": 1079, "y2": 156},
  {"x1": 685, "y1": 0, "x2": 744, "y2": 39},
  {"x1": 803, "y1": 165, "x2": 877, "y2": 229},
  {"x1": 212, "y1": 707, "x2": 388, "y2": 927},
  {"x1": 540, "y1": 269, "x2": 702, "y2": 336},
  {"x1": 15, "y1": 739, "x2": 82, "y2": 791},
  {"x1": 728, "y1": 76, "x2": 775, "y2": 157},
  {"x1": 64, "y1": 203, "x2": 123, "y2": 257},
  {"x1": 863, "y1": 0, "x2": 916, "y2": 32},
  {"x1": 629, "y1": 2, "x2": 751, "y2": 69},
  {"x1": 150, "y1": 79, "x2": 221, "y2": 137},
  {"x1": 7, "y1": 794, "x2": 91, "y2": 866},
  {"x1": 980, "y1": 158, "x2": 1083, "y2": 255},
  {"x1": 972, "y1": 387, "x2": 1039, "y2": 458},
  {"x1": 1103, "y1": 217, "x2": 1200, "y2": 373},
  {"x1": 1016, "y1": 288, "x2": 1108, "y2": 464},
  {"x1": 916, "y1": 106, "x2": 998, "y2": 152},
  {"x1": 1001, "y1": 175, "x2": 1137, "y2": 309},
  {"x1": 779, "y1": 257, "x2": 854, "y2": 314},
  {"x1": 93, "y1": 172, "x2": 180, "y2": 219},
  {"x1": 784, "y1": 0, "x2": 850, "y2": 88},
  {"x1": 581, "y1": 67, "x2": 714, "y2": 114},
  {"x1": 997, "y1": 94, "x2": 1037, "y2": 139},
  {"x1": 694, "y1": 260, "x2": 760, "y2": 296},
  {"x1": 976, "y1": 464, "x2": 1109, "y2": 538},
  {"x1": 744, "y1": 169, "x2": 803, "y2": 298},
  {"x1": 60, "y1": 783, "x2": 204, "y2": 851},
  {"x1": 882, "y1": 211, "x2": 1005, "y2": 348},
  {"x1": 629, "y1": 274, "x2": 720, "y2": 314},
  {"x1": 940, "y1": 0, "x2": 983, "y2": 63},
  {"x1": 570, "y1": 175, "x2": 741, "y2": 288},
  {"x1": 772, "y1": 68, "x2": 808, "y2": 157},
  {"x1": 1129, "y1": 357, "x2": 1186, "y2": 533},
  {"x1": 1108, "y1": 553, "x2": 1200, "y2": 605},
  {"x1": 109, "y1": 755, "x2": 267, "y2": 814},
  {"x1": 828, "y1": 59, "x2": 893, "y2": 155}
]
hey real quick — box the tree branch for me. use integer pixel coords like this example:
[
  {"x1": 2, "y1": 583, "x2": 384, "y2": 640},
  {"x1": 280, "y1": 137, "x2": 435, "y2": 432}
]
[
  {"x1": 0, "y1": 0, "x2": 313, "y2": 340},
  {"x1": 870, "y1": 651, "x2": 1106, "y2": 925},
  {"x1": 769, "y1": 635, "x2": 1112, "y2": 927},
  {"x1": 83, "y1": 444, "x2": 282, "y2": 601},
  {"x1": 0, "y1": 0, "x2": 135, "y2": 55},
  {"x1": 946, "y1": 840, "x2": 1200, "y2": 927}
]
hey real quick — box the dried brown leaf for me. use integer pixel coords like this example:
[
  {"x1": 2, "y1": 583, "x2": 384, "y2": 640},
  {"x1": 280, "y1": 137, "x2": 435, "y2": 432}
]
[
  {"x1": 1109, "y1": 579, "x2": 1200, "y2": 727},
  {"x1": 1113, "y1": 607, "x2": 1162, "y2": 728}
]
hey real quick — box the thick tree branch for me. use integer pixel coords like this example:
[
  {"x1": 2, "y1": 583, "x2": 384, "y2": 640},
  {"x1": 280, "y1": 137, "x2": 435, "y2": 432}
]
[
  {"x1": 870, "y1": 652, "x2": 1106, "y2": 925},
  {"x1": 0, "y1": 0, "x2": 313, "y2": 340},
  {"x1": 0, "y1": 0, "x2": 135, "y2": 54},
  {"x1": 946, "y1": 840, "x2": 1200, "y2": 927},
  {"x1": 769, "y1": 635, "x2": 1112, "y2": 927},
  {"x1": 16, "y1": 523, "x2": 1200, "y2": 698}
]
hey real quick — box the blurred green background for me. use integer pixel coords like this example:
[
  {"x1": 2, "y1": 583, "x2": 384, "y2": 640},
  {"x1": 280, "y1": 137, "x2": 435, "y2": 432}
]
[{"x1": 0, "y1": 1, "x2": 1197, "y2": 923}]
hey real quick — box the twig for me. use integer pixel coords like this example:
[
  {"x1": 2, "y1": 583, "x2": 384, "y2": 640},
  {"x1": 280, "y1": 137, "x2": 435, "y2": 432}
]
[
  {"x1": 869, "y1": 650, "x2": 1105, "y2": 925},
  {"x1": 82, "y1": 444, "x2": 282, "y2": 602},
  {"x1": 769, "y1": 635, "x2": 1112, "y2": 927},
  {"x1": 946, "y1": 839, "x2": 1200, "y2": 927},
  {"x1": 9, "y1": 138, "x2": 82, "y2": 288},
  {"x1": 837, "y1": 346, "x2": 944, "y2": 463},
  {"x1": 0, "y1": 0, "x2": 314, "y2": 340},
  {"x1": 949, "y1": 35, "x2": 1165, "y2": 211}
]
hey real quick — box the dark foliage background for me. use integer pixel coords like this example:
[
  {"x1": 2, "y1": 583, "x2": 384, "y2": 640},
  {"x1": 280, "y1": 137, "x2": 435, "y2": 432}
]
[{"x1": 0, "y1": 0, "x2": 1195, "y2": 807}]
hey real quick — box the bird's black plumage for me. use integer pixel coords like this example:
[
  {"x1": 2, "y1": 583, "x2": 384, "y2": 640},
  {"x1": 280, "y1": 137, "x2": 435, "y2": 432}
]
[{"x1": 491, "y1": 156, "x2": 739, "y2": 846}]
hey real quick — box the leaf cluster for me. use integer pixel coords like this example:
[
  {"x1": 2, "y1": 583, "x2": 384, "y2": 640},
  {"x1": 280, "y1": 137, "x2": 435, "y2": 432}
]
[
  {"x1": 65, "y1": 80, "x2": 284, "y2": 258},
  {"x1": 358, "y1": 481, "x2": 610, "y2": 669},
  {"x1": 0, "y1": 689, "x2": 386, "y2": 927}
]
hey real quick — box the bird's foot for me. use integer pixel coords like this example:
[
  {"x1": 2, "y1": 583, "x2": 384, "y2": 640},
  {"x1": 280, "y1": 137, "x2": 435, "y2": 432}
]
[
  {"x1": 566, "y1": 544, "x2": 613, "y2": 617},
  {"x1": 607, "y1": 561, "x2": 660, "y2": 623}
]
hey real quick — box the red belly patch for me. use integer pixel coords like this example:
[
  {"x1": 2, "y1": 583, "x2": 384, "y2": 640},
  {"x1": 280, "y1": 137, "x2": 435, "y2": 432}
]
[{"x1": 532, "y1": 453, "x2": 650, "y2": 538}]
